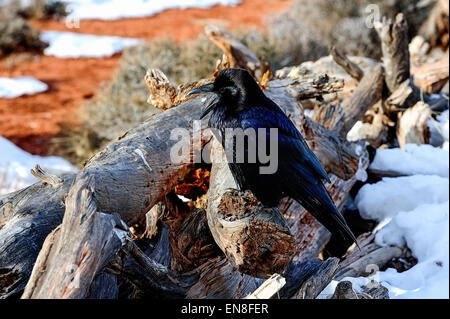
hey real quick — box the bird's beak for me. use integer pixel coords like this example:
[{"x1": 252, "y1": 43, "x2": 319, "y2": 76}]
[
  {"x1": 186, "y1": 83, "x2": 219, "y2": 119},
  {"x1": 186, "y1": 83, "x2": 214, "y2": 97}
]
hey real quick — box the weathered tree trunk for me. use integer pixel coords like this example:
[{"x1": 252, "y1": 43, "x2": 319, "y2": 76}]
[
  {"x1": 0, "y1": 177, "x2": 72, "y2": 298},
  {"x1": 312, "y1": 65, "x2": 385, "y2": 138},
  {"x1": 334, "y1": 232, "x2": 404, "y2": 281},
  {"x1": 22, "y1": 175, "x2": 205, "y2": 299},
  {"x1": 22, "y1": 173, "x2": 128, "y2": 298},
  {"x1": 418, "y1": 0, "x2": 449, "y2": 50},
  {"x1": 375, "y1": 13, "x2": 412, "y2": 94},
  {"x1": 206, "y1": 139, "x2": 296, "y2": 278},
  {"x1": 330, "y1": 46, "x2": 364, "y2": 82},
  {"x1": 291, "y1": 257, "x2": 339, "y2": 299},
  {"x1": 397, "y1": 101, "x2": 432, "y2": 149},
  {"x1": 0, "y1": 98, "x2": 211, "y2": 298},
  {"x1": 205, "y1": 25, "x2": 264, "y2": 79},
  {"x1": 378, "y1": 12, "x2": 448, "y2": 115},
  {"x1": 412, "y1": 56, "x2": 449, "y2": 94}
]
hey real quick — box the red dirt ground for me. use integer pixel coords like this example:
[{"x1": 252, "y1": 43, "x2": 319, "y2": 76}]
[{"x1": 0, "y1": 0, "x2": 292, "y2": 155}]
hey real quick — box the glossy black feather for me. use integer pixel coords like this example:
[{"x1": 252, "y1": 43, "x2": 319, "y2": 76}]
[{"x1": 204, "y1": 68, "x2": 357, "y2": 245}]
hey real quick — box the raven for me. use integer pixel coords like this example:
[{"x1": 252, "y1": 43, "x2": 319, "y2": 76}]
[{"x1": 187, "y1": 68, "x2": 357, "y2": 245}]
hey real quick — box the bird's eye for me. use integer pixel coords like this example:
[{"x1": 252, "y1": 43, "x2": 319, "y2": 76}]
[{"x1": 221, "y1": 86, "x2": 239, "y2": 97}]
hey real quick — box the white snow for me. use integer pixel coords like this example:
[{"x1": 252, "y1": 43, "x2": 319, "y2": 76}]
[
  {"x1": 40, "y1": 31, "x2": 140, "y2": 58},
  {"x1": 62, "y1": 0, "x2": 241, "y2": 21},
  {"x1": 0, "y1": 137, "x2": 76, "y2": 195},
  {"x1": 0, "y1": 77, "x2": 48, "y2": 98},
  {"x1": 319, "y1": 143, "x2": 449, "y2": 299},
  {"x1": 320, "y1": 201, "x2": 449, "y2": 299},
  {"x1": 346, "y1": 120, "x2": 364, "y2": 142},
  {"x1": 303, "y1": 109, "x2": 314, "y2": 118},
  {"x1": 370, "y1": 143, "x2": 449, "y2": 177},
  {"x1": 355, "y1": 175, "x2": 449, "y2": 221}
]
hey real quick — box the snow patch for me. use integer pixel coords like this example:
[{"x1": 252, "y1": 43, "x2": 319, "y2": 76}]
[
  {"x1": 370, "y1": 144, "x2": 449, "y2": 177},
  {"x1": 0, "y1": 137, "x2": 76, "y2": 195},
  {"x1": 346, "y1": 120, "x2": 364, "y2": 142},
  {"x1": 355, "y1": 174, "x2": 449, "y2": 221},
  {"x1": 320, "y1": 201, "x2": 449, "y2": 299},
  {"x1": 303, "y1": 109, "x2": 314, "y2": 118},
  {"x1": 40, "y1": 31, "x2": 140, "y2": 58},
  {"x1": 320, "y1": 141, "x2": 449, "y2": 299},
  {"x1": 0, "y1": 77, "x2": 48, "y2": 98},
  {"x1": 62, "y1": 0, "x2": 242, "y2": 20}
]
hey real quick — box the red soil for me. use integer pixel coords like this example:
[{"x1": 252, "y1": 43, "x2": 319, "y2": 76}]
[{"x1": 0, "y1": 0, "x2": 292, "y2": 155}]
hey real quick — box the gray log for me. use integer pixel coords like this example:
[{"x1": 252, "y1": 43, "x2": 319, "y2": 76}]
[{"x1": 0, "y1": 98, "x2": 210, "y2": 298}]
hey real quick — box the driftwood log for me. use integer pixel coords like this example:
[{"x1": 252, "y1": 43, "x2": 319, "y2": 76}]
[
  {"x1": 0, "y1": 67, "x2": 368, "y2": 298},
  {"x1": 375, "y1": 13, "x2": 412, "y2": 94},
  {"x1": 312, "y1": 64, "x2": 384, "y2": 137},
  {"x1": 330, "y1": 46, "x2": 364, "y2": 82},
  {"x1": 397, "y1": 101, "x2": 432, "y2": 149},
  {"x1": 376, "y1": 12, "x2": 448, "y2": 112},
  {"x1": 22, "y1": 173, "x2": 129, "y2": 298},
  {"x1": 418, "y1": 0, "x2": 449, "y2": 50},
  {"x1": 206, "y1": 140, "x2": 296, "y2": 278},
  {"x1": 376, "y1": 12, "x2": 425, "y2": 119},
  {"x1": 205, "y1": 25, "x2": 265, "y2": 80},
  {"x1": 291, "y1": 257, "x2": 339, "y2": 299},
  {"x1": 412, "y1": 56, "x2": 449, "y2": 94},
  {"x1": 0, "y1": 98, "x2": 211, "y2": 298}
]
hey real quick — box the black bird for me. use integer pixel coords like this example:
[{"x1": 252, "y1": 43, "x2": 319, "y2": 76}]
[{"x1": 187, "y1": 68, "x2": 357, "y2": 245}]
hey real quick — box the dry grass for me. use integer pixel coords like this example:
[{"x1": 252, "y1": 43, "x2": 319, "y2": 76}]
[
  {"x1": 267, "y1": 0, "x2": 433, "y2": 61},
  {"x1": 0, "y1": 0, "x2": 68, "y2": 57},
  {"x1": 55, "y1": 36, "x2": 222, "y2": 164},
  {"x1": 0, "y1": 10, "x2": 46, "y2": 57},
  {"x1": 2, "y1": 0, "x2": 67, "y2": 20}
]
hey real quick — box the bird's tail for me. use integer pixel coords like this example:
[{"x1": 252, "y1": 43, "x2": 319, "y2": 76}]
[{"x1": 295, "y1": 184, "x2": 358, "y2": 247}]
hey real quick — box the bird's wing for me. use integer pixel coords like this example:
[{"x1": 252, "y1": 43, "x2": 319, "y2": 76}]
[
  {"x1": 241, "y1": 106, "x2": 331, "y2": 183},
  {"x1": 241, "y1": 105, "x2": 357, "y2": 245}
]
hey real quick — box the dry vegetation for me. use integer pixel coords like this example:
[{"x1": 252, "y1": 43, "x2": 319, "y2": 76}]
[
  {"x1": 1, "y1": 0, "x2": 67, "y2": 20},
  {"x1": 57, "y1": 0, "x2": 434, "y2": 164},
  {"x1": 0, "y1": 11, "x2": 46, "y2": 57},
  {"x1": 0, "y1": 0, "x2": 67, "y2": 57}
]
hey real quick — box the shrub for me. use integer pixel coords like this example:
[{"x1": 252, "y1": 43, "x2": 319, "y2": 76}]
[
  {"x1": 0, "y1": 0, "x2": 68, "y2": 57},
  {"x1": 2, "y1": 0, "x2": 68, "y2": 20},
  {"x1": 0, "y1": 9, "x2": 47, "y2": 57},
  {"x1": 55, "y1": 36, "x2": 222, "y2": 164}
]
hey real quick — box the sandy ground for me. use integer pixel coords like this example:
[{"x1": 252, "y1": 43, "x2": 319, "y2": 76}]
[{"x1": 0, "y1": 0, "x2": 292, "y2": 155}]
